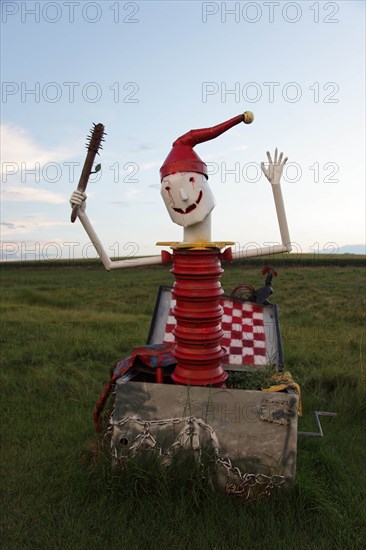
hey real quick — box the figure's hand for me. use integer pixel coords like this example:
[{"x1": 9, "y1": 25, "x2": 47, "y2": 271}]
[
  {"x1": 261, "y1": 148, "x2": 288, "y2": 185},
  {"x1": 70, "y1": 190, "x2": 87, "y2": 212}
]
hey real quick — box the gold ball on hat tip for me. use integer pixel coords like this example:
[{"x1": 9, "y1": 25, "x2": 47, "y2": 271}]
[{"x1": 243, "y1": 111, "x2": 254, "y2": 124}]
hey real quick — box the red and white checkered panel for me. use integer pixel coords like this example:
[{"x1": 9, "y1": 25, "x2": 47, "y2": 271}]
[{"x1": 163, "y1": 298, "x2": 267, "y2": 366}]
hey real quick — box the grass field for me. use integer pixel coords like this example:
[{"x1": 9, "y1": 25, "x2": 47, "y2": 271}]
[{"x1": 1, "y1": 255, "x2": 365, "y2": 549}]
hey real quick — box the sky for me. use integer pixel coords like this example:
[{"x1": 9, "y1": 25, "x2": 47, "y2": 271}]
[{"x1": 1, "y1": 0, "x2": 365, "y2": 262}]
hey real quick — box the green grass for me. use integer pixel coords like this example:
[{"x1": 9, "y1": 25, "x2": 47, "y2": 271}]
[{"x1": 1, "y1": 256, "x2": 365, "y2": 549}]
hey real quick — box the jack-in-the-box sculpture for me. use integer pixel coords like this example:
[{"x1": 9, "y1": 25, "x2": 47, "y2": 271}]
[{"x1": 70, "y1": 113, "x2": 300, "y2": 498}]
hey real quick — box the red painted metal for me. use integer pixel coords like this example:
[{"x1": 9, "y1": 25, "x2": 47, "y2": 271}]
[
  {"x1": 156, "y1": 367, "x2": 164, "y2": 384},
  {"x1": 170, "y1": 249, "x2": 228, "y2": 386},
  {"x1": 220, "y1": 247, "x2": 233, "y2": 263},
  {"x1": 160, "y1": 114, "x2": 245, "y2": 180},
  {"x1": 161, "y1": 250, "x2": 173, "y2": 264}
]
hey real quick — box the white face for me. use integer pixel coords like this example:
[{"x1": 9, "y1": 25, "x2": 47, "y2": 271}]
[{"x1": 160, "y1": 172, "x2": 215, "y2": 227}]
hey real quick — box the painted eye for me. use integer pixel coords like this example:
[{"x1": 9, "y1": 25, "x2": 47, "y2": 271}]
[
  {"x1": 189, "y1": 177, "x2": 195, "y2": 183},
  {"x1": 165, "y1": 186, "x2": 170, "y2": 191}
]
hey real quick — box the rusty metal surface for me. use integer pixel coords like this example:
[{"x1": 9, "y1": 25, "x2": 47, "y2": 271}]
[{"x1": 111, "y1": 381, "x2": 298, "y2": 481}]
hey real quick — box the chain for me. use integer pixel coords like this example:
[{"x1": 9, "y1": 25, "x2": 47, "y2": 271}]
[
  {"x1": 107, "y1": 412, "x2": 286, "y2": 500},
  {"x1": 215, "y1": 453, "x2": 286, "y2": 500},
  {"x1": 109, "y1": 414, "x2": 219, "y2": 462}
]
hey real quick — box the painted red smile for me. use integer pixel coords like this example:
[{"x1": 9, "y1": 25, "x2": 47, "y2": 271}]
[{"x1": 172, "y1": 191, "x2": 203, "y2": 214}]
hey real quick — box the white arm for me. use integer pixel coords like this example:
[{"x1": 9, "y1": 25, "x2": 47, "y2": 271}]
[
  {"x1": 233, "y1": 243, "x2": 290, "y2": 260},
  {"x1": 232, "y1": 148, "x2": 292, "y2": 261},
  {"x1": 71, "y1": 191, "x2": 162, "y2": 270},
  {"x1": 271, "y1": 182, "x2": 291, "y2": 248}
]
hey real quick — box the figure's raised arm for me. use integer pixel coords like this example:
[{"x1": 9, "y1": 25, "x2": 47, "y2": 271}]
[
  {"x1": 232, "y1": 147, "x2": 292, "y2": 260},
  {"x1": 262, "y1": 148, "x2": 291, "y2": 251},
  {"x1": 69, "y1": 125, "x2": 162, "y2": 271}
]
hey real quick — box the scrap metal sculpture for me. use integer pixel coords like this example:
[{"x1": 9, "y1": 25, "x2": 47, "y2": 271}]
[
  {"x1": 69, "y1": 113, "x2": 303, "y2": 497},
  {"x1": 70, "y1": 113, "x2": 291, "y2": 385}
]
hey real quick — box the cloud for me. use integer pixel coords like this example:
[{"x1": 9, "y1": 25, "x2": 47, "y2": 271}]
[
  {"x1": 125, "y1": 187, "x2": 142, "y2": 199},
  {"x1": 1, "y1": 222, "x2": 17, "y2": 229},
  {"x1": 1, "y1": 219, "x2": 69, "y2": 237},
  {"x1": 0, "y1": 123, "x2": 74, "y2": 204},
  {"x1": 1, "y1": 123, "x2": 72, "y2": 174},
  {"x1": 1, "y1": 185, "x2": 65, "y2": 204},
  {"x1": 232, "y1": 144, "x2": 249, "y2": 151},
  {"x1": 111, "y1": 200, "x2": 157, "y2": 207},
  {"x1": 204, "y1": 143, "x2": 249, "y2": 160},
  {"x1": 140, "y1": 161, "x2": 161, "y2": 171}
]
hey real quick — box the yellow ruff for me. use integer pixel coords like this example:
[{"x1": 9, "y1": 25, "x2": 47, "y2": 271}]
[{"x1": 156, "y1": 241, "x2": 235, "y2": 251}]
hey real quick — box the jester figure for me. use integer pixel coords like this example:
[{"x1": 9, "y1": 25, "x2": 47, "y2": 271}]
[{"x1": 70, "y1": 112, "x2": 291, "y2": 385}]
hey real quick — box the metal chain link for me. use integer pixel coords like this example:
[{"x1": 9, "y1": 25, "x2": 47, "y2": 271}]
[
  {"x1": 217, "y1": 453, "x2": 286, "y2": 500},
  {"x1": 106, "y1": 411, "x2": 286, "y2": 500}
]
